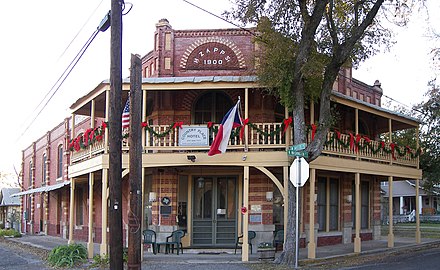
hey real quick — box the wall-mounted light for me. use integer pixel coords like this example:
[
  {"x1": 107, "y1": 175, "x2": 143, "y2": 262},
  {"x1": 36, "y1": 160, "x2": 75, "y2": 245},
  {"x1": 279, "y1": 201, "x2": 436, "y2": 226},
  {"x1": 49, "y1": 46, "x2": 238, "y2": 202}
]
[
  {"x1": 149, "y1": 192, "x2": 157, "y2": 202},
  {"x1": 266, "y1": 191, "x2": 273, "y2": 202},
  {"x1": 187, "y1": 155, "x2": 196, "y2": 162},
  {"x1": 345, "y1": 195, "x2": 352, "y2": 204}
]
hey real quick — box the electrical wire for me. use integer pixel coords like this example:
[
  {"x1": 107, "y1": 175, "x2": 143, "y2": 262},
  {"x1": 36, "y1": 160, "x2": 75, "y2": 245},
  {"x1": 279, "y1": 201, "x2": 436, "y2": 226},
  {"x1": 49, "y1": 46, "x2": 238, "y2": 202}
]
[
  {"x1": 181, "y1": 0, "x2": 256, "y2": 36},
  {"x1": 16, "y1": 28, "x2": 100, "y2": 142},
  {"x1": 58, "y1": 0, "x2": 106, "y2": 61}
]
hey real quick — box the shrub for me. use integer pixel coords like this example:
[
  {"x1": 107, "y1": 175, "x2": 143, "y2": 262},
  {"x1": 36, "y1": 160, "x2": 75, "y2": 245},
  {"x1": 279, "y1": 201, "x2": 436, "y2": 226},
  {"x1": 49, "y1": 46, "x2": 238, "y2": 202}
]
[
  {"x1": 0, "y1": 229, "x2": 21, "y2": 238},
  {"x1": 91, "y1": 254, "x2": 109, "y2": 268},
  {"x1": 47, "y1": 243, "x2": 87, "y2": 268},
  {"x1": 258, "y1": 242, "x2": 274, "y2": 249}
]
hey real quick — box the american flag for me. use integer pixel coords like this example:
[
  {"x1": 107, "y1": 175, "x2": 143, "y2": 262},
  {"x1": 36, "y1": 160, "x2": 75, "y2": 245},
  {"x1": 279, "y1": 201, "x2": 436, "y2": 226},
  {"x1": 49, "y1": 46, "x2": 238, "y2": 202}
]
[{"x1": 122, "y1": 98, "x2": 130, "y2": 129}]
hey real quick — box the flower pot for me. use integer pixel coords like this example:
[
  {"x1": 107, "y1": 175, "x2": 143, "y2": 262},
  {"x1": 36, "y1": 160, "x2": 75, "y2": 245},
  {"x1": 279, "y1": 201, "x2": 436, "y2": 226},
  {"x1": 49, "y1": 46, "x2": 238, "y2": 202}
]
[{"x1": 257, "y1": 248, "x2": 276, "y2": 260}]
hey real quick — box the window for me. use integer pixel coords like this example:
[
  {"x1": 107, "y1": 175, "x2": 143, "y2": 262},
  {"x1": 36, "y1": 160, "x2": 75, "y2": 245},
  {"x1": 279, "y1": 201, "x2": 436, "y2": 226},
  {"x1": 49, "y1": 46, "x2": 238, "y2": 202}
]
[
  {"x1": 29, "y1": 161, "x2": 33, "y2": 187},
  {"x1": 193, "y1": 92, "x2": 233, "y2": 124},
  {"x1": 352, "y1": 181, "x2": 370, "y2": 229},
  {"x1": 75, "y1": 187, "x2": 84, "y2": 226},
  {"x1": 42, "y1": 154, "x2": 47, "y2": 185},
  {"x1": 57, "y1": 145, "x2": 63, "y2": 179},
  {"x1": 317, "y1": 177, "x2": 339, "y2": 232}
]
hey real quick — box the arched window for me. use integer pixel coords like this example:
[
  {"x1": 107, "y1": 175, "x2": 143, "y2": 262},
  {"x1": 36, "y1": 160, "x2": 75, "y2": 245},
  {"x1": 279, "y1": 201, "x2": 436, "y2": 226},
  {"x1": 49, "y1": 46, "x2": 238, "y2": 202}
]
[
  {"x1": 57, "y1": 145, "x2": 63, "y2": 179},
  {"x1": 193, "y1": 92, "x2": 233, "y2": 124}
]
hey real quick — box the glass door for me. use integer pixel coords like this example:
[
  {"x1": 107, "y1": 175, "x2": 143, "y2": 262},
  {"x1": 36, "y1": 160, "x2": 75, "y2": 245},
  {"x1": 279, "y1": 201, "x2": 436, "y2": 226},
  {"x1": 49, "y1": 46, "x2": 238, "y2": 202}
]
[{"x1": 192, "y1": 176, "x2": 237, "y2": 246}]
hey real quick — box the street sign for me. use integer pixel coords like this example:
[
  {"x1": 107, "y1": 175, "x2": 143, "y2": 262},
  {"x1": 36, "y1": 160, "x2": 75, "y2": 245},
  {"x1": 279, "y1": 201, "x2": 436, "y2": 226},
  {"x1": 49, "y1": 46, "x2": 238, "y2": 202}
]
[
  {"x1": 289, "y1": 143, "x2": 306, "y2": 151},
  {"x1": 289, "y1": 157, "x2": 310, "y2": 187},
  {"x1": 287, "y1": 150, "x2": 309, "y2": 158}
]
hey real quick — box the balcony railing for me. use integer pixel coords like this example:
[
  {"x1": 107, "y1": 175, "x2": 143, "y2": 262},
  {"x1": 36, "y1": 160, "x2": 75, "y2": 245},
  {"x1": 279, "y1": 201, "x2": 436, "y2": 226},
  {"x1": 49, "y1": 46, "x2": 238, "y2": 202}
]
[{"x1": 70, "y1": 124, "x2": 419, "y2": 168}]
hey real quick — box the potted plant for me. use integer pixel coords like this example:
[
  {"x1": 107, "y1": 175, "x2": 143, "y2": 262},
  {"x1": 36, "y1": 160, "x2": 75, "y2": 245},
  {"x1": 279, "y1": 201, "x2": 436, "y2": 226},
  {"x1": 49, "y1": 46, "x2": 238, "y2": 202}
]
[{"x1": 257, "y1": 242, "x2": 276, "y2": 260}]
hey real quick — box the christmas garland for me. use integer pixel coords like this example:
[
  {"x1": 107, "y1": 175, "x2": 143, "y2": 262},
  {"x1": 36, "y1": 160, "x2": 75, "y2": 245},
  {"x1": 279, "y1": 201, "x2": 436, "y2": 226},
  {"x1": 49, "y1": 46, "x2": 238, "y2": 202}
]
[
  {"x1": 69, "y1": 119, "x2": 422, "y2": 160},
  {"x1": 69, "y1": 122, "x2": 107, "y2": 152}
]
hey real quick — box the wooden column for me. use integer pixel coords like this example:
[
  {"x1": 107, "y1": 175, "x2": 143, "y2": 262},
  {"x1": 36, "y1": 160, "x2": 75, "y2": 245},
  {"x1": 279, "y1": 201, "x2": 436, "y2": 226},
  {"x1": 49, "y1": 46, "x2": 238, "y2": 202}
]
[
  {"x1": 242, "y1": 166, "x2": 249, "y2": 262},
  {"x1": 387, "y1": 176, "x2": 394, "y2": 247},
  {"x1": 244, "y1": 88, "x2": 249, "y2": 150},
  {"x1": 283, "y1": 166, "x2": 288, "y2": 242},
  {"x1": 68, "y1": 178, "x2": 75, "y2": 244},
  {"x1": 307, "y1": 168, "x2": 316, "y2": 258},
  {"x1": 100, "y1": 169, "x2": 109, "y2": 255},
  {"x1": 415, "y1": 178, "x2": 421, "y2": 244},
  {"x1": 87, "y1": 173, "x2": 95, "y2": 258},
  {"x1": 354, "y1": 173, "x2": 361, "y2": 253}
]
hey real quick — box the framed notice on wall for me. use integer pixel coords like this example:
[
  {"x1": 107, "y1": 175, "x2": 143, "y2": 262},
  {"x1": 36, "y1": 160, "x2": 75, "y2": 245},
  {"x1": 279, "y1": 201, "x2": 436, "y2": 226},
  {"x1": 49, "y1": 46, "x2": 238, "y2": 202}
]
[{"x1": 178, "y1": 126, "x2": 209, "y2": 146}]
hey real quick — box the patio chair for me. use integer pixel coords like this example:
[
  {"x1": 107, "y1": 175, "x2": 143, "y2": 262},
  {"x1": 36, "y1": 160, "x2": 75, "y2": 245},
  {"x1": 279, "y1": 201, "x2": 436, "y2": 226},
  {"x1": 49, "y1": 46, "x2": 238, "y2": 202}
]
[
  {"x1": 142, "y1": 229, "x2": 157, "y2": 254},
  {"x1": 273, "y1": 229, "x2": 284, "y2": 252},
  {"x1": 165, "y1": 229, "x2": 185, "y2": 255},
  {"x1": 234, "y1": 230, "x2": 256, "y2": 254}
]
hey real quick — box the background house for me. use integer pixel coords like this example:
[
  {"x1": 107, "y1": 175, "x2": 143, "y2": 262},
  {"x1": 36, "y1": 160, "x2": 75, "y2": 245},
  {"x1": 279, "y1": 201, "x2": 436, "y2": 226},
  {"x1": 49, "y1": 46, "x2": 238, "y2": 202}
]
[{"x1": 0, "y1": 187, "x2": 21, "y2": 231}]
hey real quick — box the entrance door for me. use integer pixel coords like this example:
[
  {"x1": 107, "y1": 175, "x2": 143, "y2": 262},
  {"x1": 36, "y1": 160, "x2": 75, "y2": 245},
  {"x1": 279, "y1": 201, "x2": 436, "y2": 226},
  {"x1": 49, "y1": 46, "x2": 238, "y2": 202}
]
[{"x1": 192, "y1": 176, "x2": 237, "y2": 246}]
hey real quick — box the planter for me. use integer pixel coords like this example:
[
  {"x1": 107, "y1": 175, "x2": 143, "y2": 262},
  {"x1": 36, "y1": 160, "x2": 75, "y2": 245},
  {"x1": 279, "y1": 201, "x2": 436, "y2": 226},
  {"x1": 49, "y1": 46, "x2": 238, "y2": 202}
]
[{"x1": 257, "y1": 248, "x2": 276, "y2": 260}]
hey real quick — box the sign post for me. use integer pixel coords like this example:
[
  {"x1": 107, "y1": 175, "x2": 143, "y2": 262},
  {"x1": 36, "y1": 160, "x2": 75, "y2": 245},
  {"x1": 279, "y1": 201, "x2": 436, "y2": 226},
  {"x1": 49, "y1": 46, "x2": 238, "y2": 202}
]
[{"x1": 288, "y1": 144, "x2": 310, "y2": 269}]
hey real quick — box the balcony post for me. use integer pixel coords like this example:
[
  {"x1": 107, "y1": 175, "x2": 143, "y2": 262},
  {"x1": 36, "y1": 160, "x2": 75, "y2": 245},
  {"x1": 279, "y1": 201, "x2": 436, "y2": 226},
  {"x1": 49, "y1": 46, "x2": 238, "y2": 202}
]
[
  {"x1": 142, "y1": 90, "x2": 147, "y2": 149},
  {"x1": 104, "y1": 89, "x2": 110, "y2": 154},
  {"x1": 87, "y1": 172, "x2": 94, "y2": 258},
  {"x1": 307, "y1": 168, "x2": 316, "y2": 258},
  {"x1": 354, "y1": 173, "x2": 361, "y2": 253},
  {"x1": 388, "y1": 119, "x2": 393, "y2": 165},
  {"x1": 244, "y1": 88, "x2": 249, "y2": 150},
  {"x1": 242, "y1": 166, "x2": 250, "y2": 261},
  {"x1": 355, "y1": 108, "x2": 359, "y2": 160},
  {"x1": 387, "y1": 176, "x2": 394, "y2": 247},
  {"x1": 100, "y1": 168, "x2": 109, "y2": 256},
  {"x1": 415, "y1": 179, "x2": 421, "y2": 243},
  {"x1": 90, "y1": 100, "x2": 95, "y2": 157},
  {"x1": 68, "y1": 178, "x2": 75, "y2": 244}
]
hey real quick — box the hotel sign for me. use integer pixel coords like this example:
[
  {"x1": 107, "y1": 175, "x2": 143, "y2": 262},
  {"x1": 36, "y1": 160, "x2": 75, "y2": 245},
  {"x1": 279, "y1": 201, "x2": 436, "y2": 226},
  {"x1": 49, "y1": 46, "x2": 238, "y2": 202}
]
[{"x1": 179, "y1": 125, "x2": 209, "y2": 146}]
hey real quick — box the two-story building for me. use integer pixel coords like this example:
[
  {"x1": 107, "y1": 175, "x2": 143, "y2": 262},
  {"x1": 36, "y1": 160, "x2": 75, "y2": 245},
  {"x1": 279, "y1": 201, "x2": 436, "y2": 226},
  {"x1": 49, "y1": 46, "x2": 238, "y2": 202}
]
[{"x1": 17, "y1": 19, "x2": 422, "y2": 261}]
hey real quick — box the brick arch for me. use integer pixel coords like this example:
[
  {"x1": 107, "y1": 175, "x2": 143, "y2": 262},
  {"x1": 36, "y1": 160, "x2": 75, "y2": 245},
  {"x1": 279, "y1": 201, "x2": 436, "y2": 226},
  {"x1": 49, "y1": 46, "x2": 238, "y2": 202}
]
[{"x1": 180, "y1": 37, "x2": 246, "y2": 69}]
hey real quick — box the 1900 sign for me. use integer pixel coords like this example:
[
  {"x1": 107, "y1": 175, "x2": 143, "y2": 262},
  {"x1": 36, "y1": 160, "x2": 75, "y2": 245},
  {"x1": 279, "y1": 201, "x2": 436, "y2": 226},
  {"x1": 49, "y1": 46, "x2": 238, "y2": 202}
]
[{"x1": 186, "y1": 42, "x2": 240, "y2": 70}]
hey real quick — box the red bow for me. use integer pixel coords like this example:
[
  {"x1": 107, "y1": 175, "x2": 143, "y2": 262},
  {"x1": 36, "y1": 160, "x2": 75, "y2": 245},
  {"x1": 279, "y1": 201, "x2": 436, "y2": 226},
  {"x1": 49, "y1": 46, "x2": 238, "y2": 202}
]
[
  {"x1": 239, "y1": 119, "x2": 249, "y2": 141},
  {"x1": 363, "y1": 136, "x2": 371, "y2": 143},
  {"x1": 207, "y1": 122, "x2": 214, "y2": 128},
  {"x1": 141, "y1": 122, "x2": 148, "y2": 128},
  {"x1": 335, "y1": 130, "x2": 341, "y2": 140},
  {"x1": 349, "y1": 133, "x2": 355, "y2": 151},
  {"x1": 355, "y1": 134, "x2": 361, "y2": 152},
  {"x1": 283, "y1": 117, "x2": 292, "y2": 135},
  {"x1": 311, "y1": 124, "x2": 317, "y2": 141},
  {"x1": 390, "y1": 143, "x2": 396, "y2": 160},
  {"x1": 172, "y1": 122, "x2": 183, "y2": 129},
  {"x1": 101, "y1": 122, "x2": 107, "y2": 129}
]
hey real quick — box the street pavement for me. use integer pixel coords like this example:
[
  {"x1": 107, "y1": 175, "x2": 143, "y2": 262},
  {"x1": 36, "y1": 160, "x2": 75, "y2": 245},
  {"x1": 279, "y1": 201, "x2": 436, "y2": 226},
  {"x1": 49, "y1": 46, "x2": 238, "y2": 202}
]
[{"x1": 2, "y1": 234, "x2": 440, "y2": 269}]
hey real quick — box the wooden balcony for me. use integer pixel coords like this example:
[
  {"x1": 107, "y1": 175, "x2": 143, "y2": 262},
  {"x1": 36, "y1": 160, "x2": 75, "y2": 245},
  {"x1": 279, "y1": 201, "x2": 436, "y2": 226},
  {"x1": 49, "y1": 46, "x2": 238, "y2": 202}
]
[{"x1": 70, "y1": 123, "x2": 419, "y2": 168}]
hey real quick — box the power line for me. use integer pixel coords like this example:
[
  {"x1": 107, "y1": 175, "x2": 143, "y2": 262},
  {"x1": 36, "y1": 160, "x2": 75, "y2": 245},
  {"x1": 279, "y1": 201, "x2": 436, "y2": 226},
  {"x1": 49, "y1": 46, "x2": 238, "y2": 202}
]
[
  {"x1": 16, "y1": 11, "x2": 111, "y2": 143},
  {"x1": 181, "y1": 0, "x2": 256, "y2": 36},
  {"x1": 58, "y1": 0, "x2": 106, "y2": 61}
]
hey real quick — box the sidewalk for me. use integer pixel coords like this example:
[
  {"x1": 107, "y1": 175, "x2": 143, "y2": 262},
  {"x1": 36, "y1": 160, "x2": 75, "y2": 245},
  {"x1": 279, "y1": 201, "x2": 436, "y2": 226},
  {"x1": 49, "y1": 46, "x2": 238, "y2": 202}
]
[{"x1": 6, "y1": 234, "x2": 440, "y2": 266}]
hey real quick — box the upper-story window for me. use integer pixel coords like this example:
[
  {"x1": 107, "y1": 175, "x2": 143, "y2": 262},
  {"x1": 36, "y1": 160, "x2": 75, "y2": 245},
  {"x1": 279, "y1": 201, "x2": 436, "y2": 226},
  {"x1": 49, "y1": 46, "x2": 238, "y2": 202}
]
[
  {"x1": 57, "y1": 145, "x2": 63, "y2": 179},
  {"x1": 193, "y1": 92, "x2": 233, "y2": 124},
  {"x1": 42, "y1": 154, "x2": 47, "y2": 185},
  {"x1": 29, "y1": 161, "x2": 33, "y2": 187}
]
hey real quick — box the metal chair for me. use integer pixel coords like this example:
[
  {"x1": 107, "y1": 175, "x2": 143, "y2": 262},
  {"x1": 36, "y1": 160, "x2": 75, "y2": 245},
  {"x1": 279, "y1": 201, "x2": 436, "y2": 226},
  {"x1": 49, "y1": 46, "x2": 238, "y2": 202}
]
[
  {"x1": 142, "y1": 229, "x2": 157, "y2": 254},
  {"x1": 165, "y1": 229, "x2": 185, "y2": 255},
  {"x1": 234, "y1": 230, "x2": 256, "y2": 254},
  {"x1": 273, "y1": 229, "x2": 284, "y2": 252}
]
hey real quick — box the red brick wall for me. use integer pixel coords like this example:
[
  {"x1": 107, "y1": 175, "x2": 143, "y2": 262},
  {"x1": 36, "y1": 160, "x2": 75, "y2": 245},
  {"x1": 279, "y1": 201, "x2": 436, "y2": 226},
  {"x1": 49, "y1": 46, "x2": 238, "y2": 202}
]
[{"x1": 248, "y1": 172, "x2": 273, "y2": 225}]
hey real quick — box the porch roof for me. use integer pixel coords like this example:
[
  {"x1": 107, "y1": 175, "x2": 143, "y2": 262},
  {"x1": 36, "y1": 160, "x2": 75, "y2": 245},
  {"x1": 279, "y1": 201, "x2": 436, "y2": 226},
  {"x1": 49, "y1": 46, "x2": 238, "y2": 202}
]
[{"x1": 10, "y1": 181, "x2": 70, "y2": 197}]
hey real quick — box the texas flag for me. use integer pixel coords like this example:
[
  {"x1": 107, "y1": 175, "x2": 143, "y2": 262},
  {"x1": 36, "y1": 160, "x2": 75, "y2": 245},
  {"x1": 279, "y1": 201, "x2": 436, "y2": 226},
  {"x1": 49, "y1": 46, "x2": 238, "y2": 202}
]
[{"x1": 208, "y1": 101, "x2": 243, "y2": 156}]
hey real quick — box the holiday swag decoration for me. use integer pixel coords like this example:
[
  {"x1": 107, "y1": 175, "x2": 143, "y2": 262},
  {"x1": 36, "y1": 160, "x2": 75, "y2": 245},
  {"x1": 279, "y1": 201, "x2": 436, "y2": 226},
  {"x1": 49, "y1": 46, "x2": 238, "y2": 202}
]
[
  {"x1": 69, "y1": 119, "x2": 422, "y2": 160},
  {"x1": 68, "y1": 122, "x2": 107, "y2": 152}
]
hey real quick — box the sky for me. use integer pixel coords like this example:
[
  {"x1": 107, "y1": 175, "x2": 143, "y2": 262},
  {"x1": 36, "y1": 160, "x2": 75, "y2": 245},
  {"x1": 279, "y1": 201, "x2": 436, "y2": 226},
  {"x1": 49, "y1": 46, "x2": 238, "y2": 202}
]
[{"x1": 0, "y1": 0, "x2": 438, "y2": 179}]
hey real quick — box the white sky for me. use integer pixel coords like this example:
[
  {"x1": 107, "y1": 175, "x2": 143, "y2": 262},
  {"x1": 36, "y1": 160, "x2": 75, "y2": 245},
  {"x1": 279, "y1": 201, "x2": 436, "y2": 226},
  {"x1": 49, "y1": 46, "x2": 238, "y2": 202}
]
[{"x1": 0, "y1": 0, "x2": 438, "y2": 176}]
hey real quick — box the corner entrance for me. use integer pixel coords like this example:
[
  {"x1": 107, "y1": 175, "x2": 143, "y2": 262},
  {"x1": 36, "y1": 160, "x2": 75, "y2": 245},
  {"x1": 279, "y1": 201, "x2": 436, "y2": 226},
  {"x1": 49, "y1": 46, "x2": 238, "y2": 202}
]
[{"x1": 192, "y1": 176, "x2": 237, "y2": 246}]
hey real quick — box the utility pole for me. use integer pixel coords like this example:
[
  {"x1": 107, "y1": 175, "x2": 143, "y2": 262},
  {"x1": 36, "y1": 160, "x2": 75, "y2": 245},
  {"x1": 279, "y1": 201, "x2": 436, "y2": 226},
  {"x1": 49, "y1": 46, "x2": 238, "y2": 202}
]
[
  {"x1": 109, "y1": 0, "x2": 123, "y2": 269},
  {"x1": 127, "y1": 54, "x2": 142, "y2": 270}
]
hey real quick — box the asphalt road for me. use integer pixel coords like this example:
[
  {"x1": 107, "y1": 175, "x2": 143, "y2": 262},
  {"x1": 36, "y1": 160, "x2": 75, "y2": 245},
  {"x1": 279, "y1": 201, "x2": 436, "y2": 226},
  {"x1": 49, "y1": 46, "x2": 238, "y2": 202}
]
[
  {"x1": 301, "y1": 244, "x2": 440, "y2": 270},
  {"x1": 0, "y1": 240, "x2": 49, "y2": 270}
]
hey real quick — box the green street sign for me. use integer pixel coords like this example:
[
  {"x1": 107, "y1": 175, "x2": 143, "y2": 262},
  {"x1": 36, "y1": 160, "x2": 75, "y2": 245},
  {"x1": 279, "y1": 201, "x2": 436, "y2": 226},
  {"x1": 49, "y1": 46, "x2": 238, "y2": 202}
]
[
  {"x1": 287, "y1": 150, "x2": 309, "y2": 158},
  {"x1": 289, "y1": 143, "x2": 306, "y2": 151}
]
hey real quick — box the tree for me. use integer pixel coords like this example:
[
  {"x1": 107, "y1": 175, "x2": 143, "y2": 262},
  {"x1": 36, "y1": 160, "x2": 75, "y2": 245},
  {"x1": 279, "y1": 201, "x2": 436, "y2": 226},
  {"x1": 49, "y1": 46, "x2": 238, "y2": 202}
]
[
  {"x1": 414, "y1": 82, "x2": 440, "y2": 190},
  {"x1": 227, "y1": 0, "x2": 420, "y2": 265}
]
